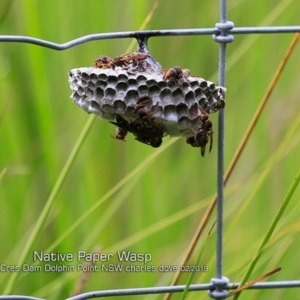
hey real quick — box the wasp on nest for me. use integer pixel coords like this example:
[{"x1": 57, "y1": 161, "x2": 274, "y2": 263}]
[{"x1": 68, "y1": 38, "x2": 226, "y2": 156}]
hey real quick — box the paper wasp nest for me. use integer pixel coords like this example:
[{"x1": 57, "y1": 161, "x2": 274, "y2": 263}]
[{"x1": 68, "y1": 46, "x2": 226, "y2": 155}]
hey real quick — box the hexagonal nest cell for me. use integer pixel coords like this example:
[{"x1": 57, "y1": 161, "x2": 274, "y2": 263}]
[{"x1": 68, "y1": 44, "x2": 226, "y2": 155}]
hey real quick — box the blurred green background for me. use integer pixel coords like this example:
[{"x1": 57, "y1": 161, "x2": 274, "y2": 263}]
[{"x1": 1, "y1": 0, "x2": 300, "y2": 299}]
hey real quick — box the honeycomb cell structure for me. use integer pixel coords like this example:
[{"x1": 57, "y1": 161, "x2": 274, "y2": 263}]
[{"x1": 69, "y1": 66, "x2": 226, "y2": 138}]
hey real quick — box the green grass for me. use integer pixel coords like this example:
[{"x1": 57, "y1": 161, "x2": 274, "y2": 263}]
[{"x1": 1, "y1": 1, "x2": 300, "y2": 299}]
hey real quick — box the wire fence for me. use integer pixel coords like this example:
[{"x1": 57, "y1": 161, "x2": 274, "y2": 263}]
[{"x1": 1, "y1": 0, "x2": 300, "y2": 299}]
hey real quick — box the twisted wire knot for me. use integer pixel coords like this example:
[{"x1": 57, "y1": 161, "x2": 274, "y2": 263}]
[
  {"x1": 208, "y1": 277, "x2": 230, "y2": 299},
  {"x1": 213, "y1": 21, "x2": 234, "y2": 43}
]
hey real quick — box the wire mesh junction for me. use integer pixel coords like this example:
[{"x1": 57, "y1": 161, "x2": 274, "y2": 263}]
[{"x1": 1, "y1": 4, "x2": 300, "y2": 299}]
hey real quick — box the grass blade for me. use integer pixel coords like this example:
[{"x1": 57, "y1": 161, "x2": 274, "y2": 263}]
[
  {"x1": 233, "y1": 166, "x2": 300, "y2": 299},
  {"x1": 229, "y1": 267, "x2": 281, "y2": 297},
  {"x1": 179, "y1": 222, "x2": 216, "y2": 300},
  {"x1": 4, "y1": 114, "x2": 95, "y2": 294}
]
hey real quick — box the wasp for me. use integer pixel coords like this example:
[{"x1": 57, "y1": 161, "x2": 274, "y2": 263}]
[
  {"x1": 131, "y1": 98, "x2": 159, "y2": 126},
  {"x1": 196, "y1": 104, "x2": 210, "y2": 123},
  {"x1": 131, "y1": 98, "x2": 164, "y2": 147},
  {"x1": 93, "y1": 55, "x2": 116, "y2": 69},
  {"x1": 110, "y1": 112, "x2": 164, "y2": 148},
  {"x1": 212, "y1": 100, "x2": 226, "y2": 112},
  {"x1": 93, "y1": 52, "x2": 149, "y2": 70},
  {"x1": 186, "y1": 119, "x2": 213, "y2": 157},
  {"x1": 130, "y1": 123, "x2": 163, "y2": 148},
  {"x1": 186, "y1": 105, "x2": 213, "y2": 157},
  {"x1": 163, "y1": 66, "x2": 190, "y2": 82},
  {"x1": 110, "y1": 115, "x2": 131, "y2": 141},
  {"x1": 114, "y1": 52, "x2": 149, "y2": 69},
  {"x1": 131, "y1": 98, "x2": 152, "y2": 114},
  {"x1": 134, "y1": 115, "x2": 164, "y2": 148},
  {"x1": 111, "y1": 127, "x2": 128, "y2": 142}
]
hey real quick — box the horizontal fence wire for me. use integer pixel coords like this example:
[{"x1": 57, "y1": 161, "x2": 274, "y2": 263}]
[
  {"x1": 65, "y1": 281, "x2": 300, "y2": 300},
  {"x1": 1, "y1": 281, "x2": 300, "y2": 300},
  {"x1": 1, "y1": 17, "x2": 300, "y2": 300},
  {"x1": 0, "y1": 26, "x2": 300, "y2": 50}
]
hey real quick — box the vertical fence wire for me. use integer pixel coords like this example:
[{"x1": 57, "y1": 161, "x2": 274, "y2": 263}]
[
  {"x1": 208, "y1": 0, "x2": 234, "y2": 298},
  {"x1": 216, "y1": 0, "x2": 227, "y2": 282}
]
